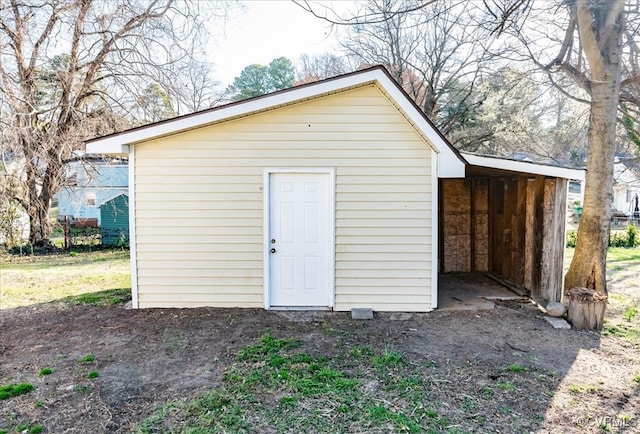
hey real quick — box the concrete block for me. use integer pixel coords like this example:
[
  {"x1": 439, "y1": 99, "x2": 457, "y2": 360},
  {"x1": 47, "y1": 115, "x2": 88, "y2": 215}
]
[
  {"x1": 351, "y1": 308, "x2": 374, "y2": 320},
  {"x1": 544, "y1": 316, "x2": 571, "y2": 329}
]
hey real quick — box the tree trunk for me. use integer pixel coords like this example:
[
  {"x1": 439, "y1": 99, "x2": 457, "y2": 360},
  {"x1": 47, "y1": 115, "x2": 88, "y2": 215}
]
[
  {"x1": 563, "y1": 0, "x2": 624, "y2": 329},
  {"x1": 563, "y1": 78, "x2": 619, "y2": 294},
  {"x1": 27, "y1": 194, "x2": 53, "y2": 247},
  {"x1": 32, "y1": 199, "x2": 52, "y2": 247},
  {"x1": 24, "y1": 148, "x2": 55, "y2": 246}
]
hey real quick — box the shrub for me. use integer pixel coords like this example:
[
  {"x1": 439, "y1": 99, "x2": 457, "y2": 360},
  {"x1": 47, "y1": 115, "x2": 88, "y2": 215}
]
[
  {"x1": 568, "y1": 226, "x2": 639, "y2": 248},
  {"x1": 627, "y1": 224, "x2": 639, "y2": 247},
  {"x1": 609, "y1": 231, "x2": 628, "y2": 247},
  {"x1": 607, "y1": 225, "x2": 640, "y2": 247}
]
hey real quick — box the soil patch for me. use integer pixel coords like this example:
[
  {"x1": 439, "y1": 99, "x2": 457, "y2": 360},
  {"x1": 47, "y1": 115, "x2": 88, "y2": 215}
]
[{"x1": 1, "y1": 300, "x2": 639, "y2": 432}]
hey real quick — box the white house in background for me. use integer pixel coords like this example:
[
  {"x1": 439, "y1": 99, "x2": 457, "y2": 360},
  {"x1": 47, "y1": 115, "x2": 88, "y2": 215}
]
[
  {"x1": 612, "y1": 157, "x2": 640, "y2": 218},
  {"x1": 86, "y1": 66, "x2": 583, "y2": 311},
  {"x1": 56, "y1": 157, "x2": 128, "y2": 227}
]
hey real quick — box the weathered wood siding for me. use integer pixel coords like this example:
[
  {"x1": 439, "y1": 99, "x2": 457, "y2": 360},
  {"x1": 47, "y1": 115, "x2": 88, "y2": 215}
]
[
  {"x1": 441, "y1": 175, "x2": 568, "y2": 303},
  {"x1": 540, "y1": 178, "x2": 568, "y2": 302},
  {"x1": 133, "y1": 85, "x2": 434, "y2": 310}
]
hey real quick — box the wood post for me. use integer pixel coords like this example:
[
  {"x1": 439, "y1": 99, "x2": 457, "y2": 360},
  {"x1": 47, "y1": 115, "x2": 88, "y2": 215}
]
[
  {"x1": 64, "y1": 215, "x2": 71, "y2": 251},
  {"x1": 540, "y1": 178, "x2": 568, "y2": 303}
]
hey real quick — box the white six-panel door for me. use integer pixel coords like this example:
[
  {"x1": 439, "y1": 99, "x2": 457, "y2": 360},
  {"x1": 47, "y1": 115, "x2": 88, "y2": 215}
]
[{"x1": 268, "y1": 172, "x2": 332, "y2": 308}]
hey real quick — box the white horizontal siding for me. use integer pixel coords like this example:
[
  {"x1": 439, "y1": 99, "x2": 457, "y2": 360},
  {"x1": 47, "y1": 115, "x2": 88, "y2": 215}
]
[
  {"x1": 134, "y1": 84, "x2": 433, "y2": 310},
  {"x1": 135, "y1": 166, "x2": 431, "y2": 176}
]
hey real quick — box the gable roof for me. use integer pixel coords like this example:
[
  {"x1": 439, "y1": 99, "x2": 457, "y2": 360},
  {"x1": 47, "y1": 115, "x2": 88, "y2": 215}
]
[
  {"x1": 98, "y1": 192, "x2": 129, "y2": 208},
  {"x1": 85, "y1": 66, "x2": 466, "y2": 178},
  {"x1": 614, "y1": 158, "x2": 640, "y2": 186}
]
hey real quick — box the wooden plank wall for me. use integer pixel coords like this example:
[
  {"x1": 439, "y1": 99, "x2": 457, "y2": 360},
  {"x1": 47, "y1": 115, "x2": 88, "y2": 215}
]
[
  {"x1": 540, "y1": 178, "x2": 568, "y2": 302},
  {"x1": 514, "y1": 178, "x2": 528, "y2": 286},
  {"x1": 489, "y1": 175, "x2": 549, "y2": 297},
  {"x1": 441, "y1": 180, "x2": 471, "y2": 272},
  {"x1": 441, "y1": 179, "x2": 488, "y2": 273},
  {"x1": 490, "y1": 177, "x2": 523, "y2": 285},
  {"x1": 490, "y1": 179, "x2": 505, "y2": 275},
  {"x1": 524, "y1": 177, "x2": 545, "y2": 296},
  {"x1": 441, "y1": 175, "x2": 567, "y2": 303},
  {"x1": 472, "y1": 179, "x2": 489, "y2": 272}
]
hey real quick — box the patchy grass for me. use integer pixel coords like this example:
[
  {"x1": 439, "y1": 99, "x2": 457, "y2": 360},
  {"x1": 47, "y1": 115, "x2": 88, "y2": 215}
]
[
  {"x1": 603, "y1": 321, "x2": 640, "y2": 346},
  {"x1": 38, "y1": 368, "x2": 53, "y2": 377},
  {"x1": 134, "y1": 334, "x2": 458, "y2": 433},
  {"x1": 497, "y1": 381, "x2": 516, "y2": 391},
  {"x1": 622, "y1": 306, "x2": 638, "y2": 322},
  {"x1": 608, "y1": 253, "x2": 640, "y2": 348},
  {"x1": 0, "y1": 249, "x2": 130, "y2": 308},
  {"x1": 506, "y1": 363, "x2": 526, "y2": 373},
  {"x1": 0, "y1": 383, "x2": 35, "y2": 400},
  {"x1": 61, "y1": 288, "x2": 131, "y2": 306},
  {"x1": 567, "y1": 383, "x2": 597, "y2": 394},
  {"x1": 12, "y1": 423, "x2": 43, "y2": 434},
  {"x1": 605, "y1": 247, "x2": 640, "y2": 290},
  {"x1": 77, "y1": 354, "x2": 95, "y2": 364}
]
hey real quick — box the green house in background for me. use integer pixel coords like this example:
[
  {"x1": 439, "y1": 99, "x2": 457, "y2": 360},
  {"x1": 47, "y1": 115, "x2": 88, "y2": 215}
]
[{"x1": 100, "y1": 194, "x2": 129, "y2": 246}]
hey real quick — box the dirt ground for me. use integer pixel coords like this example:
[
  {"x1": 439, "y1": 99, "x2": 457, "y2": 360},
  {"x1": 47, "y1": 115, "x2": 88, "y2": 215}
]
[{"x1": 1, "y1": 290, "x2": 639, "y2": 434}]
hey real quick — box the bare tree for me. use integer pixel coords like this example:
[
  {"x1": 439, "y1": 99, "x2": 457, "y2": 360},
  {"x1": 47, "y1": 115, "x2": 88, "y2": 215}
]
[
  {"x1": 132, "y1": 82, "x2": 176, "y2": 125},
  {"x1": 167, "y1": 59, "x2": 225, "y2": 114},
  {"x1": 0, "y1": 0, "x2": 222, "y2": 246},
  {"x1": 484, "y1": 0, "x2": 637, "y2": 327},
  {"x1": 562, "y1": 1, "x2": 626, "y2": 303},
  {"x1": 452, "y1": 67, "x2": 542, "y2": 154},
  {"x1": 542, "y1": 87, "x2": 590, "y2": 165},
  {"x1": 296, "y1": 52, "x2": 350, "y2": 84},
  {"x1": 453, "y1": 67, "x2": 590, "y2": 163},
  {"x1": 297, "y1": 0, "x2": 588, "y2": 160},
  {"x1": 313, "y1": 0, "x2": 502, "y2": 149}
]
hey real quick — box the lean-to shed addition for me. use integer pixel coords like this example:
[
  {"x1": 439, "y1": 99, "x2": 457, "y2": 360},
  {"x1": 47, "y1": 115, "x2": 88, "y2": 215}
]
[
  {"x1": 441, "y1": 154, "x2": 584, "y2": 303},
  {"x1": 86, "y1": 66, "x2": 583, "y2": 311}
]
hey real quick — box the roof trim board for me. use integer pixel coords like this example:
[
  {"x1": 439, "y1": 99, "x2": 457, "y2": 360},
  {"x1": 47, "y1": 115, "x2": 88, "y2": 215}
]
[
  {"x1": 85, "y1": 66, "x2": 467, "y2": 178},
  {"x1": 463, "y1": 153, "x2": 585, "y2": 181}
]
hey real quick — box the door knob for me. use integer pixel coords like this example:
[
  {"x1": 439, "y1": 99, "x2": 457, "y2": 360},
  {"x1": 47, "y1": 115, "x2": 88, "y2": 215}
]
[
  {"x1": 271, "y1": 248, "x2": 276, "y2": 253},
  {"x1": 271, "y1": 239, "x2": 276, "y2": 244}
]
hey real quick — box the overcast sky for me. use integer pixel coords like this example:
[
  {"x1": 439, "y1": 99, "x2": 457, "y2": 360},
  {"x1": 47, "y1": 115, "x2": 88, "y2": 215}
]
[{"x1": 208, "y1": 1, "x2": 351, "y2": 85}]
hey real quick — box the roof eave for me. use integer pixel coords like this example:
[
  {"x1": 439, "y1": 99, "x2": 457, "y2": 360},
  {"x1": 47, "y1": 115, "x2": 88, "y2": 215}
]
[
  {"x1": 462, "y1": 153, "x2": 585, "y2": 181},
  {"x1": 86, "y1": 143, "x2": 129, "y2": 156}
]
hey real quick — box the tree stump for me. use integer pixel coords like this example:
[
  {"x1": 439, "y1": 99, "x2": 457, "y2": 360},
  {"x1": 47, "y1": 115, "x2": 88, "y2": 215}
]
[{"x1": 566, "y1": 287, "x2": 608, "y2": 330}]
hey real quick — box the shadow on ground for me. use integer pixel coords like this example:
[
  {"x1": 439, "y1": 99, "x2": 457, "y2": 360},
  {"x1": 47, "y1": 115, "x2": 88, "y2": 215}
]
[{"x1": 0, "y1": 288, "x2": 638, "y2": 433}]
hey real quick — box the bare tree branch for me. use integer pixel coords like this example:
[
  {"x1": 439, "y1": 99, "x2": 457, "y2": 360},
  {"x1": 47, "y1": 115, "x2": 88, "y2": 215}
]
[
  {"x1": 0, "y1": 0, "x2": 225, "y2": 245},
  {"x1": 292, "y1": 0, "x2": 439, "y2": 26}
]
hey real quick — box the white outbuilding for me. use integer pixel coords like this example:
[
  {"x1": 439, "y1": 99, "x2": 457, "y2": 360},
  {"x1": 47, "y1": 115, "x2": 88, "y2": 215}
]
[{"x1": 87, "y1": 66, "x2": 583, "y2": 311}]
